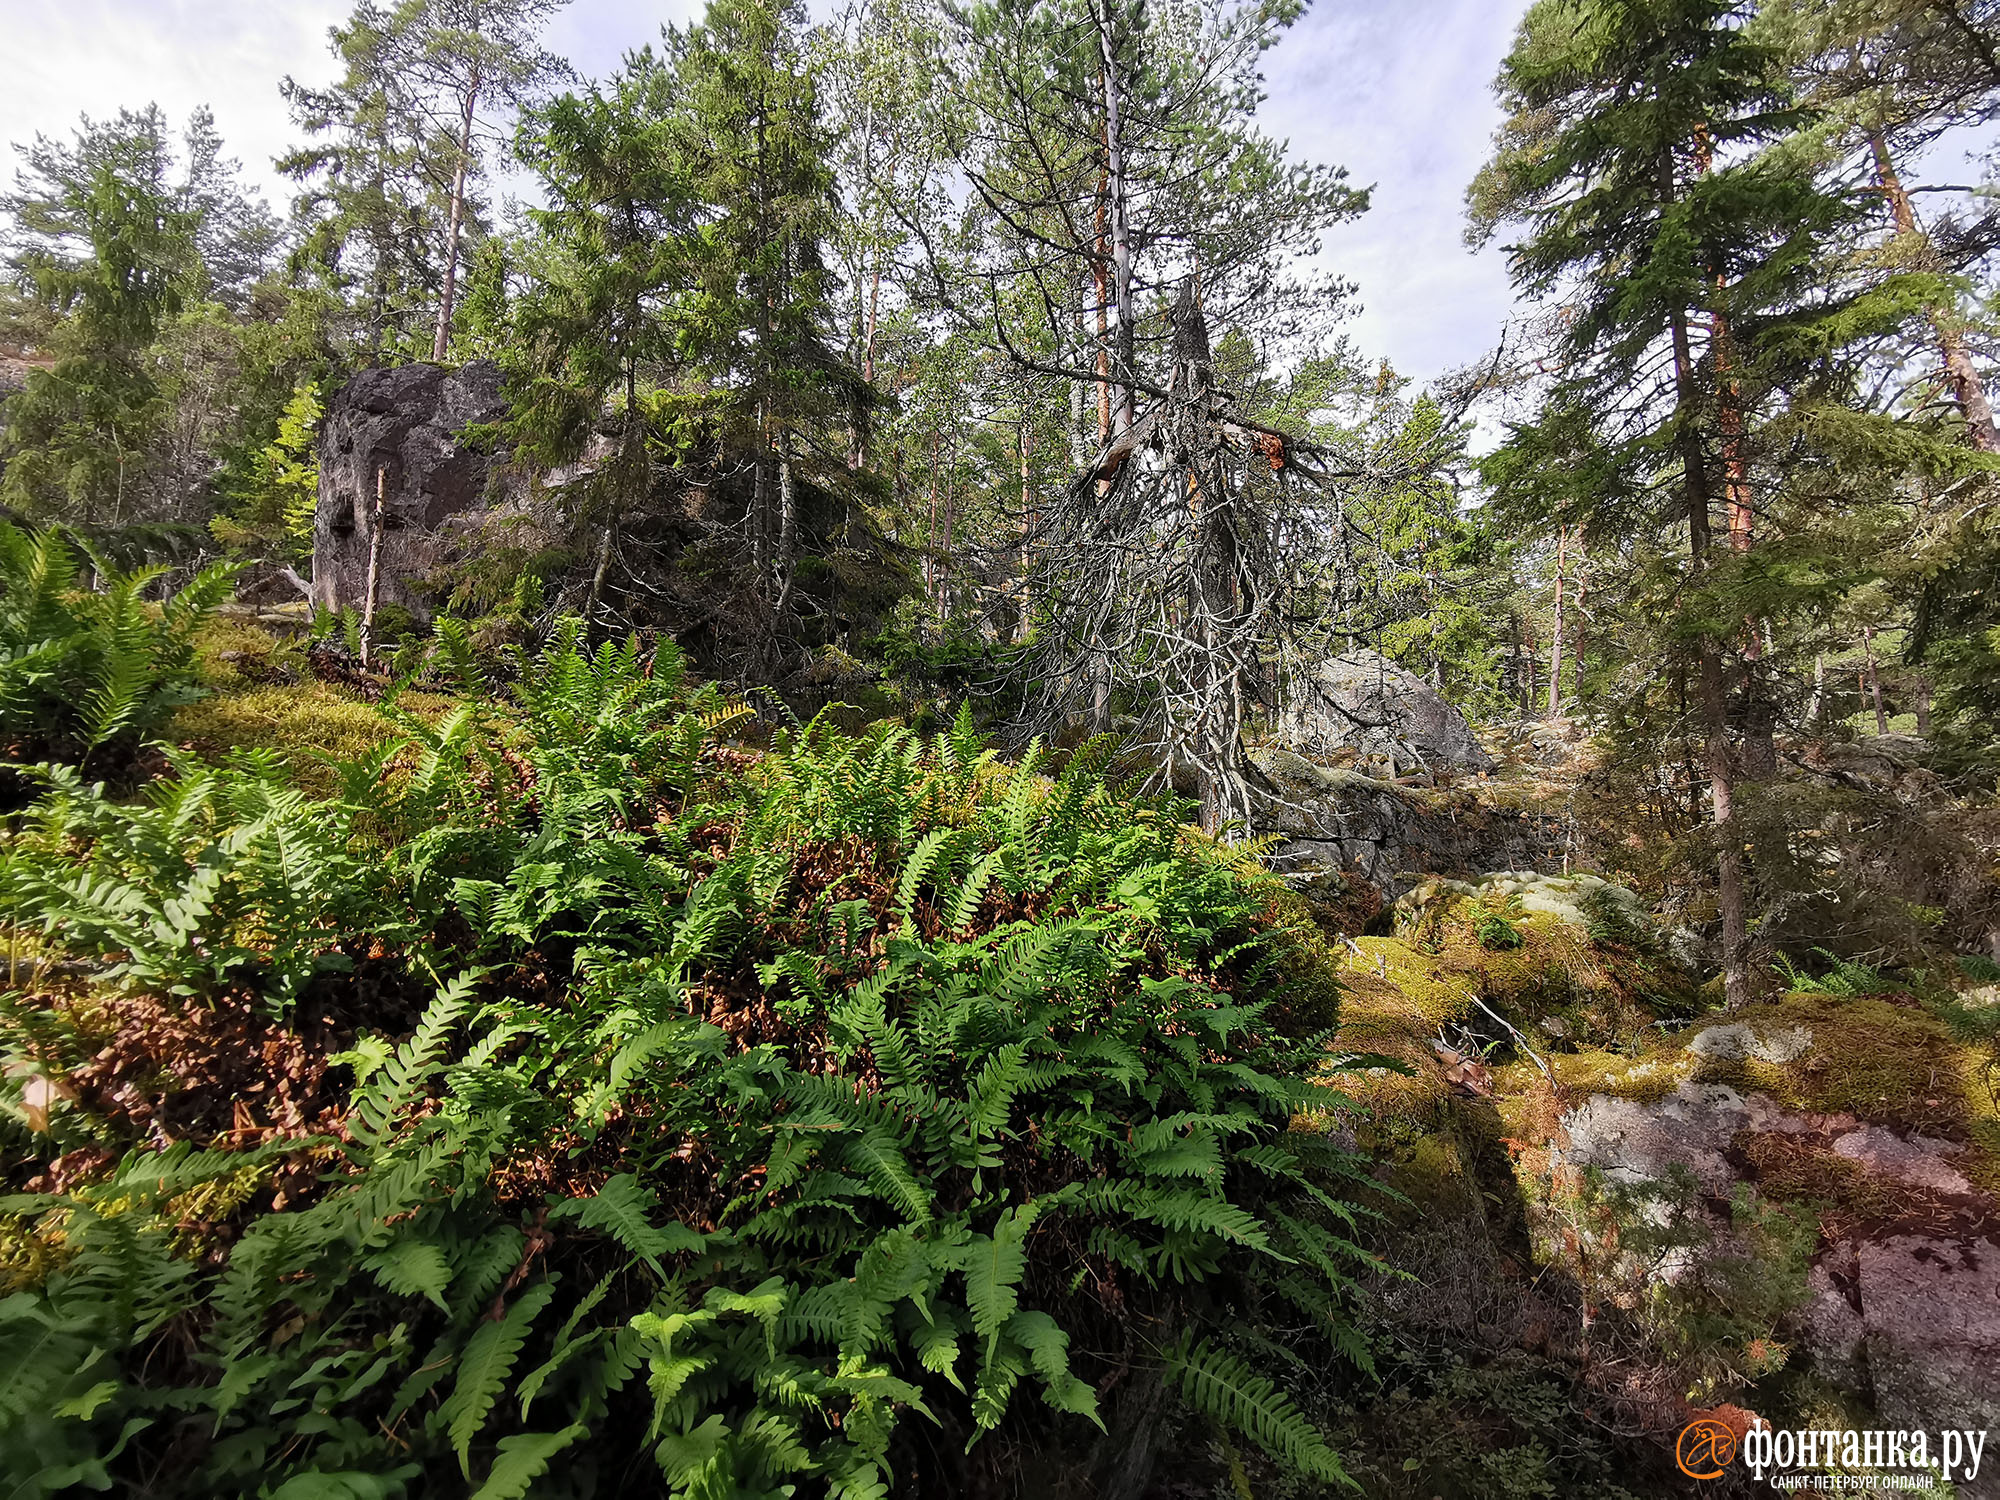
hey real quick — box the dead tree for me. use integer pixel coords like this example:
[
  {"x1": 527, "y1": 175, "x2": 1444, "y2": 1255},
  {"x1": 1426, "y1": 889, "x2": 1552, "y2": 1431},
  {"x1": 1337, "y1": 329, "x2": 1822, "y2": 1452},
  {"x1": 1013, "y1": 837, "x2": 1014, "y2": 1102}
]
[{"x1": 1017, "y1": 280, "x2": 1460, "y2": 834}]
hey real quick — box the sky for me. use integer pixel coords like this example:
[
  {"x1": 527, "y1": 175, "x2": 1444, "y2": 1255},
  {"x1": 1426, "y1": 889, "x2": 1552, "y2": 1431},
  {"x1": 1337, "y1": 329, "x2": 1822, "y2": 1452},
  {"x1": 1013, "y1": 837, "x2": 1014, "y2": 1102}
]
[{"x1": 1, "y1": 0, "x2": 1531, "y2": 384}]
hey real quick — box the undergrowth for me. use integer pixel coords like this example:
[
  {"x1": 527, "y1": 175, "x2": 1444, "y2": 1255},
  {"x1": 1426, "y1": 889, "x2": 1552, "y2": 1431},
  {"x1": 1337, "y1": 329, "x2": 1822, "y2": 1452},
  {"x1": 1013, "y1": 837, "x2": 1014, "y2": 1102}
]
[{"x1": 0, "y1": 621, "x2": 1374, "y2": 1498}]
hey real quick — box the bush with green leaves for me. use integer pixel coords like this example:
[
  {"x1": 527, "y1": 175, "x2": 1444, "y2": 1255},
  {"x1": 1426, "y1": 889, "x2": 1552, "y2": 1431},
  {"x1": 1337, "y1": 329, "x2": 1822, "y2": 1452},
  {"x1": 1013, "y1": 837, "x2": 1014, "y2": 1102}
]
[
  {"x1": 0, "y1": 519, "x2": 236, "y2": 770},
  {"x1": 0, "y1": 621, "x2": 1373, "y2": 1498}
]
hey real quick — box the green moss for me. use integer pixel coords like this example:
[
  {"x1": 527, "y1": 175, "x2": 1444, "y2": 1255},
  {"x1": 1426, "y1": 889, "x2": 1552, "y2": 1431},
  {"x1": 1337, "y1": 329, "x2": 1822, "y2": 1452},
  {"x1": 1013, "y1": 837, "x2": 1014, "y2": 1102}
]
[
  {"x1": 173, "y1": 619, "x2": 455, "y2": 795},
  {"x1": 1713, "y1": 994, "x2": 1981, "y2": 1134},
  {"x1": 1548, "y1": 1045, "x2": 1694, "y2": 1103}
]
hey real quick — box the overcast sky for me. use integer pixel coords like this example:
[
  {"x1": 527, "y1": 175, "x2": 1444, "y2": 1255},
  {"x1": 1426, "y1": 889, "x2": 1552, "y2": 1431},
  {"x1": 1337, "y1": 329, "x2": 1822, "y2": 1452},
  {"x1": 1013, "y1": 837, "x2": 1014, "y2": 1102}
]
[{"x1": 2, "y1": 0, "x2": 1530, "y2": 382}]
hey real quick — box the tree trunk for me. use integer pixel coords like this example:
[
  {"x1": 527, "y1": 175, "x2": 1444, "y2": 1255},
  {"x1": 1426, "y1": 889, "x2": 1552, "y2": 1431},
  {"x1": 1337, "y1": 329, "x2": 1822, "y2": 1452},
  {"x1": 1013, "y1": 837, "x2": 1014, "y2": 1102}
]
[
  {"x1": 360, "y1": 466, "x2": 386, "y2": 669},
  {"x1": 1095, "y1": 0, "x2": 1136, "y2": 434},
  {"x1": 1863, "y1": 624, "x2": 1889, "y2": 734},
  {"x1": 775, "y1": 435, "x2": 796, "y2": 620},
  {"x1": 926, "y1": 427, "x2": 941, "y2": 603},
  {"x1": 586, "y1": 523, "x2": 615, "y2": 632},
  {"x1": 1018, "y1": 416, "x2": 1034, "y2": 643},
  {"x1": 432, "y1": 78, "x2": 481, "y2": 364},
  {"x1": 1873, "y1": 131, "x2": 2000, "y2": 451},
  {"x1": 1548, "y1": 525, "x2": 1567, "y2": 719},
  {"x1": 1093, "y1": 160, "x2": 1112, "y2": 449},
  {"x1": 1665, "y1": 148, "x2": 1751, "y2": 1008}
]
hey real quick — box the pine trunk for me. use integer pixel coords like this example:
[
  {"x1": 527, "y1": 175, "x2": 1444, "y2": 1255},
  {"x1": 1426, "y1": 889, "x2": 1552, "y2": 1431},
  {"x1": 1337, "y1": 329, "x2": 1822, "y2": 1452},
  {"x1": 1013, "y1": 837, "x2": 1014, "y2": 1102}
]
[
  {"x1": 432, "y1": 80, "x2": 480, "y2": 364},
  {"x1": 1548, "y1": 525, "x2": 1567, "y2": 719},
  {"x1": 1095, "y1": 0, "x2": 1136, "y2": 434},
  {"x1": 360, "y1": 466, "x2": 386, "y2": 669},
  {"x1": 1872, "y1": 132, "x2": 2000, "y2": 452}
]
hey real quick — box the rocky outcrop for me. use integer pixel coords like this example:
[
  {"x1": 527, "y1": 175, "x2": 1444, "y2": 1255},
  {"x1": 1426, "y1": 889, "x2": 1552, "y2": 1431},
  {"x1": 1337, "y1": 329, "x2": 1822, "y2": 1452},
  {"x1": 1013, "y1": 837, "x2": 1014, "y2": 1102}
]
[
  {"x1": 312, "y1": 361, "x2": 517, "y2": 619},
  {"x1": 1253, "y1": 747, "x2": 1567, "y2": 902},
  {"x1": 1279, "y1": 649, "x2": 1495, "y2": 774},
  {"x1": 1549, "y1": 1012, "x2": 2000, "y2": 1453}
]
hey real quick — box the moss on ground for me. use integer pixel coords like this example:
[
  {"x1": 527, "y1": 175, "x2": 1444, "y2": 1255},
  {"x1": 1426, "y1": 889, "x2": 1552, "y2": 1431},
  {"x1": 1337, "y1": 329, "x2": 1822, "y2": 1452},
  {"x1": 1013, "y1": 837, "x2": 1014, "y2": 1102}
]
[
  {"x1": 1698, "y1": 991, "x2": 2000, "y2": 1195},
  {"x1": 170, "y1": 619, "x2": 454, "y2": 793}
]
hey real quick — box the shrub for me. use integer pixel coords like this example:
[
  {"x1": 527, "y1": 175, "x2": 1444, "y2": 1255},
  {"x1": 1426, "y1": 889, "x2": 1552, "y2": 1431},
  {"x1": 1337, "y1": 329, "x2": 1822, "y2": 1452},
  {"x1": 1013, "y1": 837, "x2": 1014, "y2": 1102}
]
[
  {"x1": 0, "y1": 519, "x2": 236, "y2": 770},
  {"x1": 0, "y1": 623, "x2": 1373, "y2": 1497}
]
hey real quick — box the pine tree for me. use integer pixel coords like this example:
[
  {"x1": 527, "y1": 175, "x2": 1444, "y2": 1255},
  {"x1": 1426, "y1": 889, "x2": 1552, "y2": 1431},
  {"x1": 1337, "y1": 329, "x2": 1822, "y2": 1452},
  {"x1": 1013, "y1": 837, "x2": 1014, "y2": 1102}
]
[
  {"x1": 382, "y1": 0, "x2": 573, "y2": 362},
  {"x1": 1471, "y1": 0, "x2": 1914, "y2": 1004}
]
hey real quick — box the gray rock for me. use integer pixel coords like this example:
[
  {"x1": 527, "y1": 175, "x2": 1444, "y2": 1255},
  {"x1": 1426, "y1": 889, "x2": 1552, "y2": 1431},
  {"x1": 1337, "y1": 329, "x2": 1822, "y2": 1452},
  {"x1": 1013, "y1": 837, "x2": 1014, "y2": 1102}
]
[
  {"x1": 1279, "y1": 649, "x2": 1495, "y2": 774},
  {"x1": 1253, "y1": 748, "x2": 1568, "y2": 903},
  {"x1": 1830, "y1": 1125, "x2": 1973, "y2": 1195},
  {"x1": 1563, "y1": 1083, "x2": 1754, "y2": 1194},
  {"x1": 1854, "y1": 1237, "x2": 2000, "y2": 1442},
  {"x1": 312, "y1": 361, "x2": 518, "y2": 619},
  {"x1": 1686, "y1": 1022, "x2": 1815, "y2": 1065},
  {"x1": 1800, "y1": 1247, "x2": 1869, "y2": 1391}
]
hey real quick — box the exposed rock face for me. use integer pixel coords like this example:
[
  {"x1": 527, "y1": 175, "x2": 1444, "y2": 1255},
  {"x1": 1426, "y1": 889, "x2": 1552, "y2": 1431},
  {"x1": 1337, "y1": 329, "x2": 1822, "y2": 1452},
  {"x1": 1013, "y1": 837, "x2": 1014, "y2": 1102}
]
[
  {"x1": 1253, "y1": 747, "x2": 1567, "y2": 902},
  {"x1": 312, "y1": 361, "x2": 514, "y2": 618},
  {"x1": 1280, "y1": 649, "x2": 1495, "y2": 774},
  {"x1": 1554, "y1": 1061, "x2": 2000, "y2": 1449}
]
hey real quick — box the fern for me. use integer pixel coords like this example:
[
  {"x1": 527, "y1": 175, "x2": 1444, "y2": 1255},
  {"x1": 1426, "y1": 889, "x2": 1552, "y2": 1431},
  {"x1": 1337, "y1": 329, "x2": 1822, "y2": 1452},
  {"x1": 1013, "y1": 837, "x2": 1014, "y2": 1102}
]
[
  {"x1": 350, "y1": 971, "x2": 483, "y2": 1146},
  {"x1": 1166, "y1": 1337, "x2": 1350, "y2": 1487},
  {"x1": 549, "y1": 1175, "x2": 703, "y2": 1277},
  {"x1": 444, "y1": 1282, "x2": 557, "y2": 1474},
  {"x1": 470, "y1": 1426, "x2": 586, "y2": 1500}
]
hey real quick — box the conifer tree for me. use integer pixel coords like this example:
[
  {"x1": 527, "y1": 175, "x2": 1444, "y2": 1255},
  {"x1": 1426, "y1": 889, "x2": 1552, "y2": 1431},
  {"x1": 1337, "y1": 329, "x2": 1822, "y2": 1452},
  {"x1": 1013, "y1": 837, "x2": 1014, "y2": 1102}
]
[
  {"x1": 666, "y1": 0, "x2": 864, "y2": 628},
  {"x1": 1471, "y1": 0, "x2": 1914, "y2": 1004},
  {"x1": 507, "y1": 55, "x2": 689, "y2": 629}
]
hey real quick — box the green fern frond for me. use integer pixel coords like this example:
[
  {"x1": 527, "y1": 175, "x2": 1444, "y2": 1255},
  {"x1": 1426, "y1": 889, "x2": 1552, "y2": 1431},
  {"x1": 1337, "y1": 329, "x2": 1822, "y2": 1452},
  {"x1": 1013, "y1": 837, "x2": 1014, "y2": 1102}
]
[
  {"x1": 1165, "y1": 1336, "x2": 1350, "y2": 1487},
  {"x1": 444, "y1": 1281, "x2": 557, "y2": 1474}
]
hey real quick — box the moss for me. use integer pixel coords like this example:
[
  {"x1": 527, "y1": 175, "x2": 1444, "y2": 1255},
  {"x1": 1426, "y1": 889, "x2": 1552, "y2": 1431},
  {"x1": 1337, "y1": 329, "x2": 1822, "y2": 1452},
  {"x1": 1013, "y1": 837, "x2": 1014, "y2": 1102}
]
[
  {"x1": 1689, "y1": 992, "x2": 2000, "y2": 1194},
  {"x1": 1714, "y1": 994, "x2": 1982, "y2": 1133},
  {"x1": 173, "y1": 619, "x2": 456, "y2": 796},
  {"x1": 1546, "y1": 1045, "x2": 1694, "y2": 1103}
]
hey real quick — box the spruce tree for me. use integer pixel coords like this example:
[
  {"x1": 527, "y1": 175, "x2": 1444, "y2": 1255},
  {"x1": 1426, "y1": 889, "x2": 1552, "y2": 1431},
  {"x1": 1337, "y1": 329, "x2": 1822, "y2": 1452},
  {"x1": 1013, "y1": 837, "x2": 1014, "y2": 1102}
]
[
  {"x1": 507, "y1": 54, "x2": 689, "y2": 629},
  {"x1": 666, "y1": 0, "x2": 863, "y2": 628},
  {"x1": 1471, "y1": 0, "x2": 1911, "y2": 1004}
]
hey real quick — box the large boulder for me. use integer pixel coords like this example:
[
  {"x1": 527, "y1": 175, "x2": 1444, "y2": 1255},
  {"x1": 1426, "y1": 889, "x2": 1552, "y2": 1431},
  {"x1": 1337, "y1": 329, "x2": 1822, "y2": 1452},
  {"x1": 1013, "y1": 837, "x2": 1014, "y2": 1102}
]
[
  {"x1": 1280, "y1": 649, "x2": 1495, "y2": 774},
  {"x1": 1252, "y1": 748, "x2": 1567, "y2": 901},
  {"x1": 312, "y1": 361, "x2": 516, "y2": 618}
]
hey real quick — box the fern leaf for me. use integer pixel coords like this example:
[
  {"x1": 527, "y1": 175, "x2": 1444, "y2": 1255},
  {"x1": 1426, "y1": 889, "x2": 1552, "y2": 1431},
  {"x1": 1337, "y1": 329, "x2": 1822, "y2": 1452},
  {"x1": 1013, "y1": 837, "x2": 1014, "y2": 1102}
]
[
  {"x1": 444, "y1": 1281, "x2": 556, "y2": 1475},
  {"x1": 842, "y1": 1127, "x2": 932, "y2": 1226},
  {"x1": 362, "y1": 1238, "x2": 452, "y2": 1311},
  {"x1": 893, "y1": 828, "x2": 954, "y2": 928},
  {"x1": 956, "y1": 1203, "x2": 1037, "y2": 1349},
  {"x1": 549, "y1": 1174, "x2": 702, "y2": 1277},
  {"x1": 1006, "y1": 1310, "x2": 1102, "y2": 1427},
  {"x1": 471, "y1": 1426, "x2": 586, "y2": 1500},
  {"x1": 1166, "y1": 1337, "x2": 1349, "y2": 1486}
]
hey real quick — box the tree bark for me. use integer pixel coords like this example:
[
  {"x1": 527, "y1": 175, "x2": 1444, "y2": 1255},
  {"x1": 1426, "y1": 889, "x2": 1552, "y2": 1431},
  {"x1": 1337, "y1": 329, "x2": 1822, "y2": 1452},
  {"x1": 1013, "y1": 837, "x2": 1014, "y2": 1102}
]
[
  {"x1": 360, "y1": 465, "x2": 386, "y2": 669},
  {"x1": 775, "y1": 434, "x2": 796, "y2": 620},
  {"x1": 1548, "y1": 525, "x2": 1568, "y2": 719},
  {"x1": 432, "y1": 76, "x2": 481, "y2": 363},
  {"x1": 1665, "y1": 148, "x2": 1751, "y2": 1008},
  {"x1": 1872, "y1": 131, "x2": 2000, "y2": 451},
  {"x1": 1094, "y1": 0, "x2": 1136, "y2": 434},
  {"x1": 1863, "y1": 624, "x2": 1889, "y2": 734}
]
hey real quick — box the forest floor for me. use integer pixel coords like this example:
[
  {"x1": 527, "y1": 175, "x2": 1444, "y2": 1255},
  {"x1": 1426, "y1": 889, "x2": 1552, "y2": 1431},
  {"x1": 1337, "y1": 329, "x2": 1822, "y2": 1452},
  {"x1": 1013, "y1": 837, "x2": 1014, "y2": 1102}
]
[{"x1": 151, "y1": 618, "x2": 2000, "y2": 1497}]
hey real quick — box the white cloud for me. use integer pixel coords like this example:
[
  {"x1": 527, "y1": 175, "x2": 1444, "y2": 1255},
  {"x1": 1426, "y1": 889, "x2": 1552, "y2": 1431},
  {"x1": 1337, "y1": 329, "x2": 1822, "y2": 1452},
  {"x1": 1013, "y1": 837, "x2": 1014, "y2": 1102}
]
[
  {"x1": 1259, "y1": 0, "x2": 1532, "y2": 383},
  {"x1": 2, "y1": 0, "x2": 1531, "y2": 384},
  {"x1": 2, "y1": 1, "x2": 351, "y2": 207}
]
